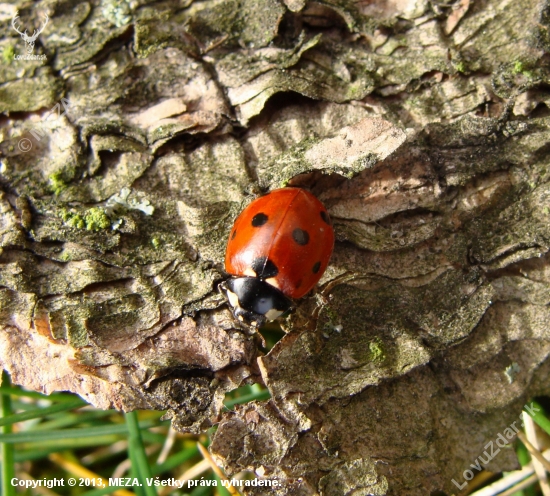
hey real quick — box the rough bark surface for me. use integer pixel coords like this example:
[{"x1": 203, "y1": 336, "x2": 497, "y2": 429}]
[{"x1": 1, "y1": 0, "x2": 550, "y2": 494}]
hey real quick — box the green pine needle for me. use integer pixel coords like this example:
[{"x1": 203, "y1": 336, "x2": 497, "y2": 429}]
[
  {"x1": 1, "y1": 371, "x2": 16, "y2": 496},
  {"x1": 528, "y1": 401, "x2": 550, "y2": 436},
  {"x1": 224, "y1": 388, "x2": 270, "y2": 409},
  {"x1": 125, "y1": 411, "x2": 158, "y2": 496},
  {"x1": 0, "y1": 386, "x2": 82, "y2": 402},
  {"x1": 0, "y1": 399, "x2": 86, "y2": 427},
  {"x1": 0, "y1": 419, "x2": 166, "y2": 443}
]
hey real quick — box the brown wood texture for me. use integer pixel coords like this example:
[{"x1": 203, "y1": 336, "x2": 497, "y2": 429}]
[{"x1": 1, "y1": 0, "x2": 550, "y2": 494}]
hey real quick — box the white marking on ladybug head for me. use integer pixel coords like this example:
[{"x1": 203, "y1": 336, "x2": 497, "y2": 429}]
[
  {"x1": 265, "y1": 277, "x2": 280, "y2": 289},
  {"x1": 244, "y1": 267, "x2": 256, "y2": 277},
  {"x1": 226, "y1": 289, "x2": 240, "y2": 309},
  {"x1": 265, "y1": 308, "x2": 283, "y2": 321},
  {"x1": 238, "y1": 315, "x2": 244, "y2": 321}
]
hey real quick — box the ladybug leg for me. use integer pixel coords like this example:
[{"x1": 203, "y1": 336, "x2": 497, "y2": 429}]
[
  {"x1": 217, "y1": 280, "x2": 237, "y2": 311},
  {"x1": 319, "y1": 272, "x2": 357, "y2": 298},
  {"x1": 218, "y1": 280, "x2": 229, "y2": 300},
  {"x1": 311, "y1": 272, "x2": 357, "y2": 321},
  {"x1": 311, "y1": 292, "x2": 329, "y2": 321},
  {"x1": 234, "y1": 307, "x2": 267, "y2": 329}
]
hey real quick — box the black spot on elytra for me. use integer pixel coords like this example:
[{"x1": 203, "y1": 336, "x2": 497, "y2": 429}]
[
  {"x1": 251, "y1": 256, "x2": 278, "y2": 278},
  {"x1": 320, "y1": 210, "x2": 331, "y2": 225},
  {"x1": 312, "y1": 261, "x2": 321, "y2": 274},
  {"x1": 252, "y1": 213, "x2": 268, "y2": 227},
  {"x1": 292, "y1": 228, "x2": 309, "y2": 245},
  {"x1": 231, "y1": 230, "x2": 237, "y2": 240}
]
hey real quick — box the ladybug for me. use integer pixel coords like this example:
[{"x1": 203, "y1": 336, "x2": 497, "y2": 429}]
[{"x1": 222, "y1": 187, "x2": 335, "y2": 327}]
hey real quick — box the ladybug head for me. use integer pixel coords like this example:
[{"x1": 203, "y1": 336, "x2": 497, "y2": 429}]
[{"x1": 221, "y1": 277, "x2": 292, "y2": 328}]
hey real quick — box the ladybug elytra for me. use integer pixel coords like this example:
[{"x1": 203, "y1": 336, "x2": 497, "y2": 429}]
[{"x1": 222, "y1": 188, "x2": 335, "y2": 327}]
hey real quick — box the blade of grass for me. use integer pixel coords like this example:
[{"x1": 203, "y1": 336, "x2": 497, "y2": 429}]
[
  {"x1": 516, "y1": 431, "x2": 550, "y2": 473},
  {"x1": 158, "y1": 459, "x2": 210, "y2": 496},
  {"x1": 517, "y1": 439, "x2": 531, "y2": 467},
  {"x1": 214, "y1": 473, "x2": 232, "y2": 496},
  {"x1": 515, "y1": 440, "x2": 537, "y2": 496},
  {"x1": 156, "y1": 425, "x2": 177, "y2": 465},
  {"x1": 127, "y1": 447, "x2": 146, "y2": 496},
  {"x1": 0, "y1": 424, "x2": 127, "y2": 443},
  {"x1": 527, "y1": 401, "x2": 550, "y2": 437},
  {"x1": 16, "y1": 472, "x2": 61, "y2": 496},
  {"x1": 0, "y1": 419, "x2": 167, "y2": 443},
  {"x1": 0, "y1": 386, "x2": 81, "y2": 402},
  {"x1": 152, "y1": 445, "x2": 200, "y2": 475},
  {"x1": 14, "y1": 436, "x2": 127, "y2": 462},
  {"x1": 112, "y1": 444, "x2": 161, "y2": 480},
  {"x1": 223, "y1": 389, "x2": 270, "y2": 409},
  {"x1": 469, "y1": 449, "x2": 550, "y2": 496},
  {"x1": 0, "y1": 399, "x2": 86, "y2": 427},
  {"x1": 140, "y1": 430, "x2": 168, "y2": 445},
  {"x1": 80, "y1": 486, "x2": 130, "y2": 496},
  {"x1": 1, "y1": 371, "x2": 16, "y2": 496},
  {"x1": 519, "y1": 414, "x2": 550, "y2": 496},
  {"x1": 32, "y1": 410, "x2": 116, "y2": 431},
  {"x1": 125, "y1": 411, "x2": 157, "y2": 496},
  {"x1": 197, "y1": 443, "x2": 241, "y2": 496},
  {"x1": 498, "y1": 474, "x2": 539, "y2": 496},
  {"x1": 461, "y1": 471, "x2": 495, "y2": 495},
  {"x1": 226, "y1": 385, "x2": 254, "y2": 400},
  {"x1": 189, "y1": 476, "x2": 216, "y2": 496},
  {"x1": 81, "y1": 440, "x2": 129, "y2": 465},
  {"x1": 49, "y1": 453, "x2": 133, "y2": 496},
  {"x1": 7, "y1": 400, "x2": 49, "y2": 412}
]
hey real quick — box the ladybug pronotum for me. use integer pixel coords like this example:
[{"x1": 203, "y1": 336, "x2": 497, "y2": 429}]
[{"x1": 222, "y1": 187, "x2": 335, "y2": 327}]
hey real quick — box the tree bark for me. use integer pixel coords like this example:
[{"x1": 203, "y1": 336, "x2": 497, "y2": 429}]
[{"x1": 1, "y1": 0, "x2": 549, "y2": 494}]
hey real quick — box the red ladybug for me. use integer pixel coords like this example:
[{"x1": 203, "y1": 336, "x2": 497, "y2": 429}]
[{"x1": 222, "y1": 187, "x2": 335, "y2": 327}]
